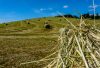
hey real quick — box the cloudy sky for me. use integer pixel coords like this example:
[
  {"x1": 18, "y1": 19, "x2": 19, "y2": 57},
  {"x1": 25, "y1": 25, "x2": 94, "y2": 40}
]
[{"x1": 0, "y1": 0, "x2": 100, "y2": 23}]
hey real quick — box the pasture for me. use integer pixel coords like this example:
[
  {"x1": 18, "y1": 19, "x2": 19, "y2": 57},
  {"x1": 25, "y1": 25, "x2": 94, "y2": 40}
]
[{"x1": 0, "y1": 17, "x2": 100, "y2": 68}]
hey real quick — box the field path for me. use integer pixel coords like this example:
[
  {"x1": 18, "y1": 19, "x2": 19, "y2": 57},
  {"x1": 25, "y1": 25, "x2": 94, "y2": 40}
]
[{"x1": 0, "y1": 35, "x2": 58, "y2": 38}]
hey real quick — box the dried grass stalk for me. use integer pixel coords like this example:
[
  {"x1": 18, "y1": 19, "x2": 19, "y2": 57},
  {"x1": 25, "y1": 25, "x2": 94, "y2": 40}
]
[{"x1": 20, "y1": 15, "x2": 100, "y2": 68}]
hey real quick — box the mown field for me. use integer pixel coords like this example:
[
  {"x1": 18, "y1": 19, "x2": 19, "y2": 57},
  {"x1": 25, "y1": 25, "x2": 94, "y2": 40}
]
[
  {"x1": 0, "y1": 38, "x2": 58, "y2": 68},
  {"x1": 0, "y1": 17, "x2": 100, "y2": 68}
]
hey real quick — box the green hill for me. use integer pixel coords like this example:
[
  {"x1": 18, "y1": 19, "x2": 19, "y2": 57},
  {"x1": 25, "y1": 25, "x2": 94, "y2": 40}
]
[
  {"x1": 0, "y1": 17, "x2": 67, "y2": 35},
  {"x1": 0, "y1": 17, "x2": 100, "y2": 68},
  {"x1": 0, "y1": 17, "x2": 100, "y2": 36},
  {"x1": 1, "y1": 17, "x2": 100, "y2": 36}
]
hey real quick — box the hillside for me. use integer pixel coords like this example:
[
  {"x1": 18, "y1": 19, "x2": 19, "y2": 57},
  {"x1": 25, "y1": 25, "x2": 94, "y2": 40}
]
[
  {"x1": 0, "y1": 17, "x2": 100, "y2": 68},
  {"x1": 0, "y1": 17, "x2": 71, "y2": 36},
  {"x1": 0, "y1": 17, "x2": 100, "y2": 36},
  {"x1": 0, "y1": 17, "x2": 100, "y2": 35}
]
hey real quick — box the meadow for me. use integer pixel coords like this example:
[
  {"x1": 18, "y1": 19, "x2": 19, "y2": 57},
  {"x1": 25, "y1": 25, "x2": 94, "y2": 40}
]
[{"x1": 0, "y1": 17, "x2": 100, "y2": 68}]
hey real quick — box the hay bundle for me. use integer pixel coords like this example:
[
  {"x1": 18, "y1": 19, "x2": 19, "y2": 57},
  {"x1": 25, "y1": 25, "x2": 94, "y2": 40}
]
[
  {"x1": 44, "y1": 28, "x2": 100, "y2": 68},
  {"x1": 44, "y1": 17, "x2": 100, "y2": 68}
]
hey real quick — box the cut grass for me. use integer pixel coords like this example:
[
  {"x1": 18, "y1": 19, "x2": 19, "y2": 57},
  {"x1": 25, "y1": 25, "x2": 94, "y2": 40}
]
[
  {"x1": 19, "y1": 16, "x2": 100, "y2": 68},
  {"x1": 0, "y1": 17, "x2": 100, "y2": 68},
  {"x1": 0, "y1": 37, "x2": 58, "y2": 68}
]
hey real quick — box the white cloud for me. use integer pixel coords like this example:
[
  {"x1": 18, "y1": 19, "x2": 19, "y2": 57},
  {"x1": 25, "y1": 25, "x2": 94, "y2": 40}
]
[
  {"x1": 89, "y1": 5, "x2": 100, "y2": 8},
  {"x1": 34, "y1": 8, "x2": 53, "y2": 14},
  {"x1": 89, "y1": 4, "x2": 100, "y2": 12},
  {"x1": 63, "y1": 5, "x2": 68, "y2": 8},
  {"x1": 40, "y1": 8, "x2": 46, "y2": 11},
  {"x1": 40, "y1": 8, "x2": 53, "y2": 11}
]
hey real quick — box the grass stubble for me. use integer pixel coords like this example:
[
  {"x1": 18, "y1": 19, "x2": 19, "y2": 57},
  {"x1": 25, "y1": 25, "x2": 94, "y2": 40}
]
[{"x1": 20, "y1": 13, "x2": 100, "y2": 68}]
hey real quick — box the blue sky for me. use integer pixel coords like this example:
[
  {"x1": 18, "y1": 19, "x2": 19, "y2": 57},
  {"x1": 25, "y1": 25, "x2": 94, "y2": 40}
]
[{"x1": 0, "y1": 0, "x2": 100, "y2": 23}]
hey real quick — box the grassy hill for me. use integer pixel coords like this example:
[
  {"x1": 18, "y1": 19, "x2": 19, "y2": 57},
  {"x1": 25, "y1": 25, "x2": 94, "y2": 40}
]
[
  {"x1": 0, "y1": 17, "x2": 65, "y2": 35},
  {"x1": 0, "y1": 17, "x2": 100, "y2": 68},
  {"x1": 0, "y1": 17, "x2": 100, "y2": 36}
]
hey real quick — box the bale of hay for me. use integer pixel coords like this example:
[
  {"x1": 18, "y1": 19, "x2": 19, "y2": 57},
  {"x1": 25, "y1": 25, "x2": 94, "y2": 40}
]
[
  {"x1": 44, "y1": 22, "x2": 52, "y2": 29},
  {"x1": 5, "y1": 23, "x2": 8, "y2": 26},
  {"x1": 27, "y1": 22, "x2": 30, "y2": 24},
  {"x1": 38, "y1": 19, "x2": 40, "y2": 21}
]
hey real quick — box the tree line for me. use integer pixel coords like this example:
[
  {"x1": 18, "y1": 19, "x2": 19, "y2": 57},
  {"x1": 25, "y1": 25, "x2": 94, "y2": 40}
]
[
  {"x1": 55, "y1": 14, "x2": 79, "y2": 18},
  {"x1": 81, "y1": 13, "x2": 100, "y2": 19},
  {"x1": 55, "y1": 13, "x2": 100, "y2": 19}
]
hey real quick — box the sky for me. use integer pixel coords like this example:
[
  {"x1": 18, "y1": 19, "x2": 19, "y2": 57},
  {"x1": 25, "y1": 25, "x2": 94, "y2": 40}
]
[{"x1": 0, "y1": 0, "x2": 100, "y2": 23}]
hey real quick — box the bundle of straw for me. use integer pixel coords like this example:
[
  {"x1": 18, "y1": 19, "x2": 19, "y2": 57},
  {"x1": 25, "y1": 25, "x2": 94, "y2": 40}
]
[{"x1": 44, "y1": 16, "x2": 100, "y2": 68}]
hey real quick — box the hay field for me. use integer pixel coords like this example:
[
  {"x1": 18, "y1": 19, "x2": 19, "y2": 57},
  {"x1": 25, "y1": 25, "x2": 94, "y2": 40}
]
[{"x1": 0, "y1": 17, "x2": 100, "y2": 68}]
